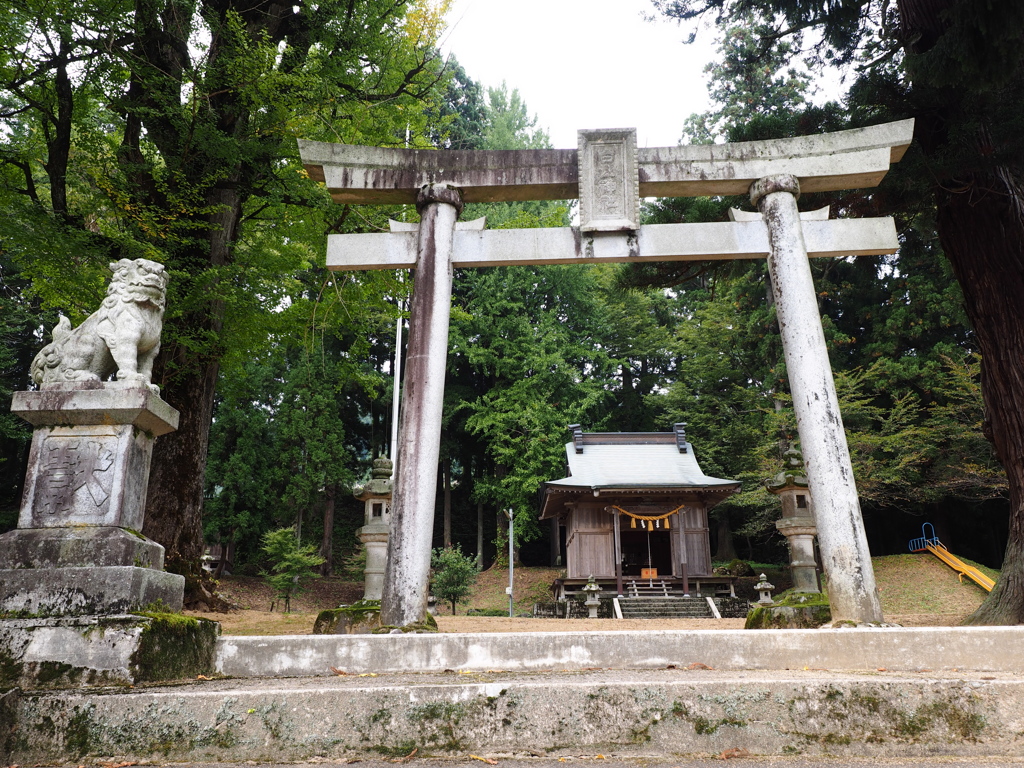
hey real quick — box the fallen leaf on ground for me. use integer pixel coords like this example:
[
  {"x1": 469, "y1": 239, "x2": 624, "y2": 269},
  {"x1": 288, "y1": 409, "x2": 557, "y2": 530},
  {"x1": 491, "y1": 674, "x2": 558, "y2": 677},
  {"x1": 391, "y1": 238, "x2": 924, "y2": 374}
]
[
  {"x1": 469, "y1": 755, "x2": 498, "y2": 765},
  {"x1": 100, "y1": 763, "x2": 136, "y2": 768},
  {"x1": 358, "y1": 673, "x2": 378, "y2": 677},
  {"x1": 330, "y1": 667, "x2": 348, "y2": 676},
  {"x1": 718, "y1": 747, "x2": 751, "y2": 759},
  {"x1": 391, "y1": 747, "x2": 417, "y2": 763},
  {"x1": 877, "y1": 668, "x2": 887, "y2": 672},
  {"x1": 196, "y1": 675, "x2": 211, "y2": 680},
  {"x1": 686, "y1": 662, "x2": 713, "y2": 670}
]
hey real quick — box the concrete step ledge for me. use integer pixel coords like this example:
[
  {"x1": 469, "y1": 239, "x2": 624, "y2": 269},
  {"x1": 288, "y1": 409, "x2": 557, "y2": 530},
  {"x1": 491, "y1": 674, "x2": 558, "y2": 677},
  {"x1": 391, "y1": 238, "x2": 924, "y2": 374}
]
[
  {"x1": 4, "y1": 668, "x2": 1023, "y2": 762},
  {"x1": 215, "y1": 626, "x2": 1024, "y2": 679}
]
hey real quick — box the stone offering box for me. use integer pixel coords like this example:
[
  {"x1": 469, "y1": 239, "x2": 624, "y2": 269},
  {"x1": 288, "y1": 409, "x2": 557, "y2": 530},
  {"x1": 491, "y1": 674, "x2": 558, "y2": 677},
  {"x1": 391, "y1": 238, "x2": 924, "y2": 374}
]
[{"x1": 0, "y1": 382, "x2": 185, "y2": 617}]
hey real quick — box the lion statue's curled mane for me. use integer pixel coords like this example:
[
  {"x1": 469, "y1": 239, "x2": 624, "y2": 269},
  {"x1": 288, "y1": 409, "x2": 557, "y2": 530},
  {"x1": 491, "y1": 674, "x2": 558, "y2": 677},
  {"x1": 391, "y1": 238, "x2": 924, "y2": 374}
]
[{"x1": 31, "y1": 258, "x2": 169, "y2": 393}]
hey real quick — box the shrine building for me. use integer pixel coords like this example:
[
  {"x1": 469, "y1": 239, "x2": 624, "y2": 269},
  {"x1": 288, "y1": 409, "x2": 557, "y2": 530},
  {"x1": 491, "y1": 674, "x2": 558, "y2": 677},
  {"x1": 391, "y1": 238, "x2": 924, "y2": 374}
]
[{"x1": 540, "y1": 424, "x2": 741, "y2": 599}]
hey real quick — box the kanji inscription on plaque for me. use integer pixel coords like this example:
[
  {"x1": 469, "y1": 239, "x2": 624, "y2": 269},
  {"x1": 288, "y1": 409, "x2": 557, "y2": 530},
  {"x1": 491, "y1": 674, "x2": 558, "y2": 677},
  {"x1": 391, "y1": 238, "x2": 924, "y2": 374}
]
[
  {"x1": 33, "y1": 436, "x2": 115, "y2": 518},
  {"x1": 578, "y1": 128, "x2": 638, "y2": 232}
]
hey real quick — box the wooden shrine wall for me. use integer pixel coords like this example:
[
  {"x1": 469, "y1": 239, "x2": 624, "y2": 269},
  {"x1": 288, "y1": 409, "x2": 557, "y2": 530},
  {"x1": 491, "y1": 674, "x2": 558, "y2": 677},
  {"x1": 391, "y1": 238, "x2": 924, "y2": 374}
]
[
  {"x1": 565, "y1": 504, "x2": 614, "y2": 579},
  {"x1": 680, "y1": 505, "x2": 712, "y2": 577}
]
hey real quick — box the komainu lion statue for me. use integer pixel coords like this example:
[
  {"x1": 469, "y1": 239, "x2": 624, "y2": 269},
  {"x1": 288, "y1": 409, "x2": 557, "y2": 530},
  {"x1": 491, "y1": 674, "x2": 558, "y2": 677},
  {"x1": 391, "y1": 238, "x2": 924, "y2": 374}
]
[{"x1": 31, "y1": 258, "x2": 169, "y2": 393}]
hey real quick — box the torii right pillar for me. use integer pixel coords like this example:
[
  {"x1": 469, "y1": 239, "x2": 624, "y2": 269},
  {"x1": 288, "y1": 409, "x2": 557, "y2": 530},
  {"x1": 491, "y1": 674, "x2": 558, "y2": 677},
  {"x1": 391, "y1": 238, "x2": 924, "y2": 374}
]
[{"x1": 752, "y1": 174, "x2": 883, "y2": 624}]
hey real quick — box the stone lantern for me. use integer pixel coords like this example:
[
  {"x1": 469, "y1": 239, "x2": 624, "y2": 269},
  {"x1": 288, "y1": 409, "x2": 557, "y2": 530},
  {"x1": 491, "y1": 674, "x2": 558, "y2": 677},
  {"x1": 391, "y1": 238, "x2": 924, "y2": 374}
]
[
  {"x1": 354, "y1": 456, "x2": 393, "y2": 601},
  {"x1": 768, "y1": 446, "x2": 819, "y2": 593},
  {"x1": 582, "y1": 575, "x2": 602, "y2": 619},
  {"x1": 755, "y1": 573, "x2": 776, "y2": 605}
]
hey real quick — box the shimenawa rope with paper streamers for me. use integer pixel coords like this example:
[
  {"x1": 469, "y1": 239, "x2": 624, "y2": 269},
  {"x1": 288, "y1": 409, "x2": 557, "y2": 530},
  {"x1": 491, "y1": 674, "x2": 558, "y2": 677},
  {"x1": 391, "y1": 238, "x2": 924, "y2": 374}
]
[{"x1": 608, "y1": 503, "x2": 687, "y2": 530}]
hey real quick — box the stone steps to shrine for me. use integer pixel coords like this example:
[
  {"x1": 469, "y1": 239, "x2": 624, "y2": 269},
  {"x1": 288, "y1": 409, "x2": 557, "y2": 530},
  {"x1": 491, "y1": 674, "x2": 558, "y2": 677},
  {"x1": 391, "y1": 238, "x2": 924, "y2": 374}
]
[
  {"x1": 617, "y1": 596, "x2": 750, "y2": 619},
  {"x1": 618, "y1": 596, "x2": 714, "y2": 619}
]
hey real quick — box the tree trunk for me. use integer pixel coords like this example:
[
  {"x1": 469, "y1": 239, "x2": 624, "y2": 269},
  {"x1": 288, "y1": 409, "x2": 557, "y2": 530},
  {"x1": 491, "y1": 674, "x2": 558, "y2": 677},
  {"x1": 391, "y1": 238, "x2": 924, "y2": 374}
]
[
  {"x1": 143, "y1": 352, "x2": 219, "y2": 572},
  {"x1": 896, "y1": 0, "x2": 1024, "y2": 623},
  {"x1": 320, "y1": 484, "x2": 336, "y2": 576},
  {"x1": 143, "y1": 178, "x2": 239, "y2": 574},
  {"x1": 476, "y1": 500, "x2": 484, "y2": 568},
  {"x1": 937, "y1": 170, "x2": 1024, "y2": 624},
  {"x1": 713, "y1": 512, "x2": 738, "y2": 562}
]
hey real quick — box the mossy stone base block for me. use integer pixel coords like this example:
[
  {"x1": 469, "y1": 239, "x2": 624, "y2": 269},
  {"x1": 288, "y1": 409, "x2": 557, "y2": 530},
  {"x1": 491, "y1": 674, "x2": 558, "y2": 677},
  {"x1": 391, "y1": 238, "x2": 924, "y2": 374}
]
[
  {"x1": 132, "y1": 612, "x2": 219, "y2": 682},
  {"x1": 0, "y1": 526, "x2": 165, "y2": 569},
  {"x1": 745, "y1": 591, "x2": 832, "y2": 629},
  {"x1": 0, "y1": 613, "x2": 218, "y2": 689},
  {"x1": 314, "y1": 600, "x2": 383, "y2": 634},
  {"x1": 0, "y1": 565, "x2": 184, "y2": 616}
]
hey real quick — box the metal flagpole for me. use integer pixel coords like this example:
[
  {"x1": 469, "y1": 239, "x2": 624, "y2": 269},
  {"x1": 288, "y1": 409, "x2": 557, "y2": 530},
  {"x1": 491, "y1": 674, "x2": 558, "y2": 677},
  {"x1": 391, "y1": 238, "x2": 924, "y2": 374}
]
[{"x1": 506, "y1": 509, "x2": 514, "y2": 617}]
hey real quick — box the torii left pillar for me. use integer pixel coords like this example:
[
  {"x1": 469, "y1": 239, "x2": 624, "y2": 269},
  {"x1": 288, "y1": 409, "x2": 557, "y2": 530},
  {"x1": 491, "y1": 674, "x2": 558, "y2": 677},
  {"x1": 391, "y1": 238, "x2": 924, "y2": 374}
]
[{"x1": 381, "y1": 183, "x2": 462, "y2": 627}]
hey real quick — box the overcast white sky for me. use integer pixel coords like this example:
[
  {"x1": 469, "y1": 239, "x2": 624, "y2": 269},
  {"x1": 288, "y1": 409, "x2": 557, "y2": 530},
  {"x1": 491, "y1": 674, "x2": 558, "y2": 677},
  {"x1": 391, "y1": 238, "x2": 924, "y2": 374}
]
[{"x1": 439, "y1": 0, "x2": 717, "y2": 150}]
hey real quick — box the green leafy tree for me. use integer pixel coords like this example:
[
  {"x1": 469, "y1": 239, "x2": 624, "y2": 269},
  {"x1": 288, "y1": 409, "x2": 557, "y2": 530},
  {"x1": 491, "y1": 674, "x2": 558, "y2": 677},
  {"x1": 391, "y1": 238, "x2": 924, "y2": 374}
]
[
  {"x1": 682, "y1": 9, "x2": 811, "y2": 143},
  {"x1": 430, "y1": 545, "x2": 479, "y2": 614},
  {"x1": 0, "y1": 256, "x2": 52, "y2": 521},
  {"x1": 204, "y1": 262, "x2": 399, "y2": 573},
  {"x1": 0, "y1": 0, "x2": 451, "y2": 576},
  {"x1": 260, "y1": 527, "x2": 326, "y2": 612}
]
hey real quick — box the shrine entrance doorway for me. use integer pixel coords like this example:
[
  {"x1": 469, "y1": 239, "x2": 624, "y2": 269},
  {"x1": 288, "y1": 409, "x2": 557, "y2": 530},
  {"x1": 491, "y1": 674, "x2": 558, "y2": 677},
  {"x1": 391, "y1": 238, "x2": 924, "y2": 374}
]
[{"x1": 620, "y1": 528, "x2": 672, "y2": 578}]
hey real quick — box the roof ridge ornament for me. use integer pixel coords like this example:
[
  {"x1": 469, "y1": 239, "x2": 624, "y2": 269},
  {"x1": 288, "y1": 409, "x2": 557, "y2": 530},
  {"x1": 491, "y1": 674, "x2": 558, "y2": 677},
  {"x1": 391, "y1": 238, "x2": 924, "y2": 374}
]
[
  {"x1": 673, "y1": 422, "x2": 688, "y2": 454},
  {"x1": 568, "y1": 424, "x2": 584, "y2": 454}
]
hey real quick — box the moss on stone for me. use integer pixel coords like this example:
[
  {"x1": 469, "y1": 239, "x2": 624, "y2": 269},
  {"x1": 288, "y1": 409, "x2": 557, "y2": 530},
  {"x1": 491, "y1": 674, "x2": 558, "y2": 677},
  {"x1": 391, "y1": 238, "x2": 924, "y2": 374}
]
[
  {"x1": 745, "y1": 590, "x2": 831, "y2": 629},
  {"x1": 130, "y1": 612, "x2": 219, "y2": 682},
  {"x1": 34, "y1": 661, "x2": 79, "y2": 685},
  {"x1": 372, "y1": 612, "x2": 438, "y2": 634},
  {"x1": 314, "y1": 600, "x2": 382, "y2": 634},
  {"x1": 372, "y1": 741, "x2": 418, "y2": 758},
  {"x1": 0, "y1": 648, "x2": 24, "y2": 688},
  {"x1": 0, "y1": 610, "x2": 42, "y2": 620},
  {"x1": 691, "y1": 715, "x2": 746, "y2": 735},
  {"x1": 65, "y1": 707, "x2": 94, "y2": 758}
]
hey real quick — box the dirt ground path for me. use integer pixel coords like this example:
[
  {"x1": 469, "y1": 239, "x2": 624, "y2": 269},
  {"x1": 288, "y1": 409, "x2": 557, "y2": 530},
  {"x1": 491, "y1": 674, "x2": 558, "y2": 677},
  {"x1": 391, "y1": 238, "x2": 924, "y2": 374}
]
[{"x1": 185, "y1": 610, "x2": 971, "y2": 634}]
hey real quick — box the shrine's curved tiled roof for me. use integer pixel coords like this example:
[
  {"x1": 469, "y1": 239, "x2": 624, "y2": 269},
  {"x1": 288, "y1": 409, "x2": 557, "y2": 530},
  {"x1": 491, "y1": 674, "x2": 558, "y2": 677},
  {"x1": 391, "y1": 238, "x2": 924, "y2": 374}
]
[{"x1": 545, "y1": 440, "x2": 740, "y2": 492}]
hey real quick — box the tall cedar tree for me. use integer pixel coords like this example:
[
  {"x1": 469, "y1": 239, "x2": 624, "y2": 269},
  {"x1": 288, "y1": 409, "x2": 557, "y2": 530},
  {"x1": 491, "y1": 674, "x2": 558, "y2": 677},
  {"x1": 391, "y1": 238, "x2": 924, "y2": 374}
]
[{"x1": 652, "y1": 0, "x2": 1024, "y2": 622}]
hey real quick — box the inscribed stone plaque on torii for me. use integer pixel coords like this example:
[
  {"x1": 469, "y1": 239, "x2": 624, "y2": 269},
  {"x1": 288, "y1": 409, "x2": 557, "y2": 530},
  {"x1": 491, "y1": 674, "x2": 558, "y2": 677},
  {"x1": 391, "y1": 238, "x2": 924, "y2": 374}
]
[
  {"x1": 578, "y1": 128, "x2": 639, "y2": 232},
  {"x1": 299, "y1": 119, "x2": 914, "y2": 626}
]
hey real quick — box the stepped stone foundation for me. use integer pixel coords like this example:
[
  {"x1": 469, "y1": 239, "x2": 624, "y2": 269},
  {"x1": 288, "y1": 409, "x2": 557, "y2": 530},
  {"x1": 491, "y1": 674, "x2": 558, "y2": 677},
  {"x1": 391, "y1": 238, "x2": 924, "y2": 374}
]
[
  {"x1": 0, "y1": 383, "x2": 213, "y2": 688},
  {"x1": 0, "y1": 384, "x2": 184, "y2": 617}
]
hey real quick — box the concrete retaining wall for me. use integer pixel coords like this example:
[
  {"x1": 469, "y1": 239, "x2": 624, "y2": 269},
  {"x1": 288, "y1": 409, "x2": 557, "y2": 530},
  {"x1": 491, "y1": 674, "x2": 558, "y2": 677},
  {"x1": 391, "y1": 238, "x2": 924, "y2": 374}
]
[
  {"x1": 216, "y1": 626, "x2": 1024, "y2": 678},
  {"x1": 4, "y1": 669, "x2": 1023, "y2": 762}
]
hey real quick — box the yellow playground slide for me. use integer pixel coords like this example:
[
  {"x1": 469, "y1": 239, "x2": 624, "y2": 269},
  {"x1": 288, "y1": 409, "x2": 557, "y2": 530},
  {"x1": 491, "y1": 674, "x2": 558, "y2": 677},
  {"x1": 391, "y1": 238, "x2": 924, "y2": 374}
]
[{"x1": 908, "y1": 523, "x2": 995, "y2": 592}]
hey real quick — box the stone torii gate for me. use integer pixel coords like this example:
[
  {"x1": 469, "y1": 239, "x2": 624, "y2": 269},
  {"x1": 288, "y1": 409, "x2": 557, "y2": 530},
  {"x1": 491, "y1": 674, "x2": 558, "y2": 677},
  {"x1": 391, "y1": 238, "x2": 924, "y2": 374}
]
[{"x1": 299, "y1": 119, "x2": 914, "y2": 627}]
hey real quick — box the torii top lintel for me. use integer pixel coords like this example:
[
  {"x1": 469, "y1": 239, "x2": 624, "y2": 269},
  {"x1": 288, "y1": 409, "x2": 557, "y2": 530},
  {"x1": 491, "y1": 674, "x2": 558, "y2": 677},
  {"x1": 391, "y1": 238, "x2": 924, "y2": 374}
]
[{"x1": 298, "y1": 119, "x2": 914, "y2": 206}]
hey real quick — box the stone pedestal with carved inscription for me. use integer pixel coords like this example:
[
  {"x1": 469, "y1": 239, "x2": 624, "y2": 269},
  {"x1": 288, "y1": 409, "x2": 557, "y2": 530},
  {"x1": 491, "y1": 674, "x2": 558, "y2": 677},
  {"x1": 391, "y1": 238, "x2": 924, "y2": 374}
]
[{"x1": 0, "y1": 382, "x2": 185, "y2": 616}]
